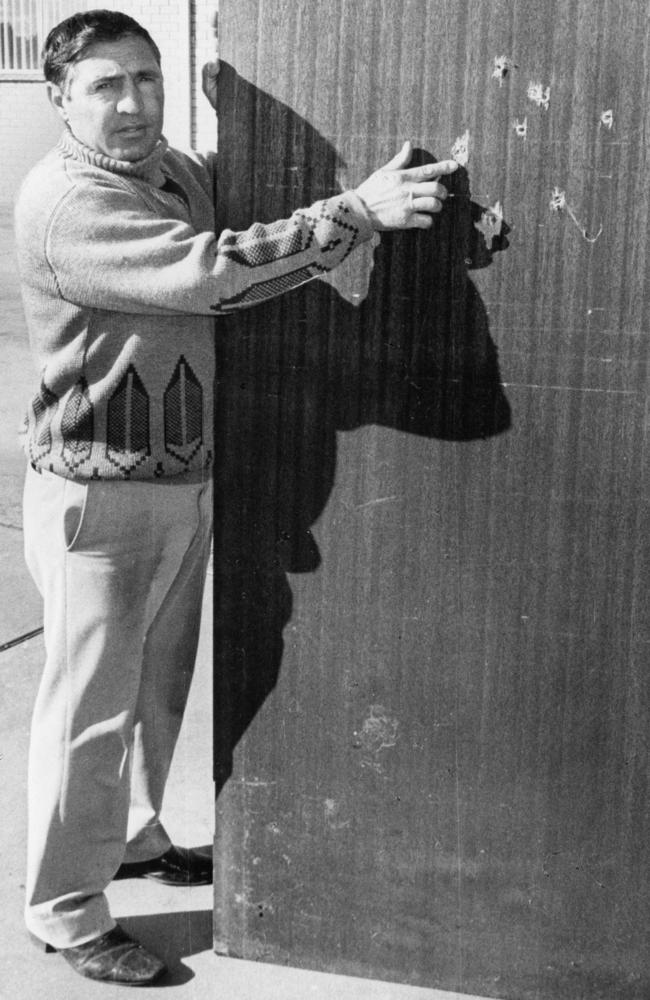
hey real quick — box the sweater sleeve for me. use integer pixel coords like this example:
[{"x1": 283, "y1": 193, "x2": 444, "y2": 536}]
[{"x1": 44, "y1": 180, "x2": 374, "y2": 316}]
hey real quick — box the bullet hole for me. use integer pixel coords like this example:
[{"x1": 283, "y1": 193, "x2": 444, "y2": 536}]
[
  {"x1": 513, "y1": 117, "x2": 528, "y2": 139},
  {"x1": 492, "y1": 56, "x2": 517, "y2": 86},
  {"x1": 451, "y1": 129, "x2": 470, "y2": 166},
  {"x1": 474, "y1": 201, "x2": 505, "y2": 248},
  {"x1": 527, "y1": 81, "x2": 551, "y2": 110}
]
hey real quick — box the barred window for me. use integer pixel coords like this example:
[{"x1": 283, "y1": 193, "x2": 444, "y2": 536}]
[{"x1": 0, "y1": 0, "x2": 90, "y2": 78}]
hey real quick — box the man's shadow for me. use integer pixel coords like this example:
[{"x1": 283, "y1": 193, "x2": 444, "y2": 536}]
[{"x1": 212, "y1": 64, "x2": 511, "y2": 789}]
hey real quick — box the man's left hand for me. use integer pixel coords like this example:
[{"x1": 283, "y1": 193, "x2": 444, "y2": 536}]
[{"x1": 202, "y1": 59, "x2": 220, "y2": 110}]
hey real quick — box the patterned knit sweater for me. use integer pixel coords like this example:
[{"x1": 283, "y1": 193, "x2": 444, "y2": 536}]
[{"x1": 14, "y1": 130, "x2": 373, "y2": 481}]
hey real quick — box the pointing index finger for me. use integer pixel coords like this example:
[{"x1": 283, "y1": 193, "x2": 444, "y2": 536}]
[{"x1": 404, "y1": 159, "x2": 459, "y2": 181}]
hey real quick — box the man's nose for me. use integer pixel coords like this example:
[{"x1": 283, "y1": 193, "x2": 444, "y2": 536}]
[{"x1": 116, "y1": 82, "x2": 144, "y2": 114}]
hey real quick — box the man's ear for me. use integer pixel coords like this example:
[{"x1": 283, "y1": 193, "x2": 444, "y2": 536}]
[{"x1": 47, "y1": 82, "x2": 68, "y2": 122}]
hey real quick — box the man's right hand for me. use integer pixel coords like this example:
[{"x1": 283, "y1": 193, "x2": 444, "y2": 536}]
[{"x1": 355, "y1": 141, "x2": 458, "y2": 230}]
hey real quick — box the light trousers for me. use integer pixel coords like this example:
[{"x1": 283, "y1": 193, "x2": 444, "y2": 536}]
[{"x1": 22, "y1": 465, "x2": 212, "y2": 948}]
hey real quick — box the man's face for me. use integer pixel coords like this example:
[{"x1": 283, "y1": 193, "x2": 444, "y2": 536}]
[{"x1": 49, "y1": 34, "x2": 164, "y2": 161}]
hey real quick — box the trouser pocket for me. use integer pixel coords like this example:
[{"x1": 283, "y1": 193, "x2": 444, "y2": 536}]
[{"x1": 62, "y1": 477, "x2": 90, "y2": 552}]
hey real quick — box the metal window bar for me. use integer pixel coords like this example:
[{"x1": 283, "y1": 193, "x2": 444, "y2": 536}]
[
  {"x1": 0, "y1": 1, "x2": 7, "y2": 71},
  {"x1": 0, "y1": 0, "x2": 90, "y2": 74},
  {"x1": 12, "y1": 0, "x2": 20, "y2": 70},
  {"x1": 27, "y1": 0, "x2": 34, "y2": 69},
  {"x1": 21, "y1": 0, "x2": 29, "y2": 69}
]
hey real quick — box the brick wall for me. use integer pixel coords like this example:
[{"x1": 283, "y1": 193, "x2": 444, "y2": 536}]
[{"x1": 192, "y1": 0, "x2": 219, "y2": 152}]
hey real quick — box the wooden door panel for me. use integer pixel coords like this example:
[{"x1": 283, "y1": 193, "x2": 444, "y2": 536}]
[{"x1": 212, "y1": 2, "x2": 650, "y2": 996}]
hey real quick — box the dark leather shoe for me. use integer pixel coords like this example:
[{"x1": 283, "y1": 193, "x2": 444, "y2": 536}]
[
  {"x1": 115, "y1": 844, "x2": 213, "y2": 885},
  {"x1": 33, "y1": 924, "x2": 167, "y2": 984}
]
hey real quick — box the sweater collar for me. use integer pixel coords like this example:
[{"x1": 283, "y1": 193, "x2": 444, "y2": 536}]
[{"x1": 58, "y1": 128, "x2": 169, "y2": 186}]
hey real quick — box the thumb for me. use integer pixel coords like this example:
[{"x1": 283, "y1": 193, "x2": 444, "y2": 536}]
[{"x1": 381, "y1": 140, "x2": 412, "y2": 171}]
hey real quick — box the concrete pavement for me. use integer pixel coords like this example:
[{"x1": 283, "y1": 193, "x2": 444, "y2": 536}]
[{"x1": 0, "y1": 204, "x2": 493, "y2": 999}]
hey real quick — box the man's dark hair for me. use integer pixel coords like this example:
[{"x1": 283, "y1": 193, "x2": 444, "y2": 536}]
[{"x1": 43, "y1": 9, "x2": 161, "y2": 87}]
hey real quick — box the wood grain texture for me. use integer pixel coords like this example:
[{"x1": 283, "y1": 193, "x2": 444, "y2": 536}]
[{"x1": 212, "y1": 2, "x2": 650, "y2": 996}]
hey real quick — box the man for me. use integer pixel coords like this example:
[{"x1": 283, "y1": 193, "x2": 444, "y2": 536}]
[{"x1": 14, "y1": 8, "x2": 457, "y2": 986}]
